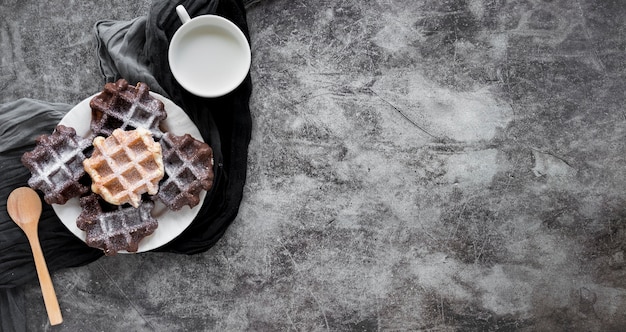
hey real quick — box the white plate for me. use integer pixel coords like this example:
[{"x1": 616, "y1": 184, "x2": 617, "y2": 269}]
[{"x1": 53, "y1": 92, "x2": 206, "y2": 253}]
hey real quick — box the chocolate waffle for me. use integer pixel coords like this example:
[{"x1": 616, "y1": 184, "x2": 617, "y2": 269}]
[
  {"x1": 157, "y1": 132, "x2": 214, "y2": 210},
  {"x1": 83, "y1": 128, "x2": 164, "y2": 208},
  {"x1": 76, "y1": 194, "x2": 158, "y2": 255},
  {"x1": 21, "y1": 125, "x2": 91, "y2": 205},
  {"x1": 89, "y1": 79, "x2": 167, "y2": 138}
]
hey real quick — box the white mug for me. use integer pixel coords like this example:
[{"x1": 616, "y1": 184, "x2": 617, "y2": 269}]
[{"x1": 168, "y1": 5, "x2": 251, "y2": 98}]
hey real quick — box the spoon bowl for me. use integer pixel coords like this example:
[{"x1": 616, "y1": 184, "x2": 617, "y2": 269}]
[
  {"x1": 7, "y1": 187, "x2": 63, "y2": 326},
  {"x1": 7, "y1": 187, "x2": 42, "y2": 228}
]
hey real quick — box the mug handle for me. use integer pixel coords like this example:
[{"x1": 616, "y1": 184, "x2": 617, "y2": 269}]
[{"x1": 176, "y1": 5, "x2": 192, "y2": 24}]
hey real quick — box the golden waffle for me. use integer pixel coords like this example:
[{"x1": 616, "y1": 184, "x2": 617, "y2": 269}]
[
  {"x1": 83, "y1": 128, "x2": 164, "y2": 208},
  {"x1": 77, "y1": 194, "x2": 158, "y2": 255},
  {"x1": 157, "y1": 133, "x2": 214, "y2": 210},
  {"x1": 89, "y1": 79, "x2": 167, "y2": 138},
  {"x1": 21, "y1": 125, "x2": 91, "y2": 205}
]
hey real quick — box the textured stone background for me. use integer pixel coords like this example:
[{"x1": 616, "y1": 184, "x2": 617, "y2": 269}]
[{"x1": 2, "y1": 0, "x2": 626, "y2": 331}]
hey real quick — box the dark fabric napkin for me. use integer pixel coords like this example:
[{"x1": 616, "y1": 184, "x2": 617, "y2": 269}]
[{"x1": 0, "y1": 0, "x2": 252, "y2": 330}]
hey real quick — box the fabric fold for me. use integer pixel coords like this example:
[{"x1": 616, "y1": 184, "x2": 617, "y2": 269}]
[
  {"x1": 94, "y1": 17, "x2": 166, "y2": 96},
  {"x1": 0, "y1": 288, "x2": 25, "y2": 332}
]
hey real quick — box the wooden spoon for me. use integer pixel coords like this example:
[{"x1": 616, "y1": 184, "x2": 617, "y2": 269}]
[{"x1": 7, "y1": 187, "x2": 63, "y2": 326}]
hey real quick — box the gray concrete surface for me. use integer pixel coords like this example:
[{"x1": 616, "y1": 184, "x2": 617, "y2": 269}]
[{"x1": 2, "y1": 0, "x2": 626, "y2": 331}]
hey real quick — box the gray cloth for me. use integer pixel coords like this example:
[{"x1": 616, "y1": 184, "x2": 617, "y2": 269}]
[
  {"x1": 0, "y1": 99, "x2": 68, "y2": 152},
  {"x1": 94, "y1": 17, "x2": 166, "y2": 96}
]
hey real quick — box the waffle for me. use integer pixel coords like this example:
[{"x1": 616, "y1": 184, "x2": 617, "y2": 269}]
[
  {"x1": 83, "y1": 128, "x2": 164, "y2": 208},
  {"x1": 21, "y1": 125, "x2": 91, "y2": 205},
  {"x1": 76, "y1": 194, "x2": 158, "y2": 255},
  {"x1": 157, "y1": 132, "x2": 214, "y2": 210},
  {"x1": 89, "y1": 79, "x2": 167, "y2": 138}
]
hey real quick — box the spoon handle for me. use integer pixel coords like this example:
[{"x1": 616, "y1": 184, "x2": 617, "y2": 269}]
[{"x1": 26, "y1": 228, "x2": 63, "y2": 326}]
